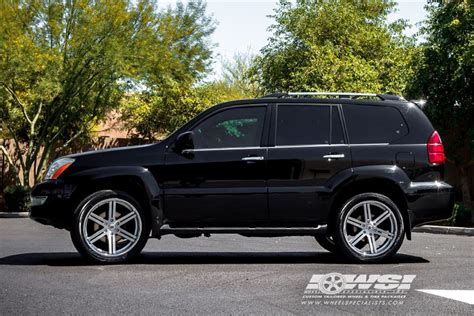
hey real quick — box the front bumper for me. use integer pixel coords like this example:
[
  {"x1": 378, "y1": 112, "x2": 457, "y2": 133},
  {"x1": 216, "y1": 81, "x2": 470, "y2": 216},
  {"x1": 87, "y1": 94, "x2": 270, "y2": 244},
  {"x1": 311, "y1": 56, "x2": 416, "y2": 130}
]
[
  {"x1": 405, "y1": 181, "x2": 455, "y2": 227},
  {"x1": 29, "y1": 181, "x2": 77, "y2": 230}
]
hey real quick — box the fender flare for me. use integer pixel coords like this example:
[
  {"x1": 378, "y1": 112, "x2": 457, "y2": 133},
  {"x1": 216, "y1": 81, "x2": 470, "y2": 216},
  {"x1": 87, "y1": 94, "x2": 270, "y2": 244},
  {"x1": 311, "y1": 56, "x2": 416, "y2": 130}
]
[
  {"x1": 326, "y1": 165, "x2": 412, "y2": 239},
  {"x1": 66, "y1": 166, "x2": 162, "y2": 234}
]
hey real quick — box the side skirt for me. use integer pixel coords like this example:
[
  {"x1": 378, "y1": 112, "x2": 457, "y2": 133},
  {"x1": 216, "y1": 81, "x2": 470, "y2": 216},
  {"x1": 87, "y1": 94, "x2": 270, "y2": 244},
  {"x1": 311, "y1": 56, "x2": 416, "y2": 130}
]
[{"x1": 151, "y1": 224, "x2": 327, "y2": 239}]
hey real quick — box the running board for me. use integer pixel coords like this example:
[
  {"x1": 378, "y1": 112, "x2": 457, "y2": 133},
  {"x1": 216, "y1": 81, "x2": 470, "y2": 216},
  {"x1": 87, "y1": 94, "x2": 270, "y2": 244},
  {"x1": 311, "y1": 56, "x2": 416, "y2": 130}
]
[{"x1": 157, "y1": 224, "x2": 327, "y2": 237}]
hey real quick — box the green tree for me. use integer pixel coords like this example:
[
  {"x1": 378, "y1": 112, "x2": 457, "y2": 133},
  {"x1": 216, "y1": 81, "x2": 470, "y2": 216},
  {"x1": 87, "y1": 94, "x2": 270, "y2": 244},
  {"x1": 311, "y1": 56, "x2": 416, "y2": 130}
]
[
  {"x1": 252, "y1": 0, "x2": 418, "y2": 94},
  {"x1": 0, "y1": 0, "x2": 214, "y2": 187},
  {"x1": 121, "y1": 52, "x2": 258, "y2": 139},
  {"x1": 221, "y1": 52, "x2": 259, "y2": 98},
  {"x1": 408, "y1": 0, "x2": 473, "y2": 212},
  {"x1": 120, "y1": 81, "x2": 248, "y2": 139}
]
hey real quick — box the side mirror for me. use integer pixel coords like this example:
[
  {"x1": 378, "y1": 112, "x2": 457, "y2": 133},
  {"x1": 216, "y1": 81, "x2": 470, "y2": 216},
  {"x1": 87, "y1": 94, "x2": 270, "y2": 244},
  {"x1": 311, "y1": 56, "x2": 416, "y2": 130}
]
[{"x1": 174, "y1": 131, "x2": 194, "y2": 154}]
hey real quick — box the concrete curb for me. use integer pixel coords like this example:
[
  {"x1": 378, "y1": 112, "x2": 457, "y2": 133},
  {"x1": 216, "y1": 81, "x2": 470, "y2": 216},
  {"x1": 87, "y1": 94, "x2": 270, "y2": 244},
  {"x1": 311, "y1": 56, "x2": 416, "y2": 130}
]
[
  {"x1": 413, "y1": 225, "x2": 474, "y2": 236},
  {"x1": 0, "y1": 212, "x2": 29, "y2": 218}
]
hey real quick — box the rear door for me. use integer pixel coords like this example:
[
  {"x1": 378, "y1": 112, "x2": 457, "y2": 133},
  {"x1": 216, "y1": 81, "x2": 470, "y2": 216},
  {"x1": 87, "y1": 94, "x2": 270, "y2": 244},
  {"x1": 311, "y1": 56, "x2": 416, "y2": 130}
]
[{"x1": 267, "y1": 103, "x2": 351, "y2": 222}]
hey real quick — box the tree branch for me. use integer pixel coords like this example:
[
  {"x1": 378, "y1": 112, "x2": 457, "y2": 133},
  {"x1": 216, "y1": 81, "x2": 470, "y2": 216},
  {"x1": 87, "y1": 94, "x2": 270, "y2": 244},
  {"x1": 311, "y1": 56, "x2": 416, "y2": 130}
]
[
  {"x1": 4, "y1": 124, "x2": 27, "y2": 174},
  {"x1": 32, "y1": 101, "x2": 43, "y2": 125},
  {"x1": 58, "y1": 128, "x2": 87, "y2": 152},
  {"x1": 34, "y1": 143, "x2": 52, "y2": 183},
  {"x1": 0, "y1": 144, "x2": 21, "y2": 184},
  {"x1": 0, "y1": 82, "x2": 32, "y2": 124}
]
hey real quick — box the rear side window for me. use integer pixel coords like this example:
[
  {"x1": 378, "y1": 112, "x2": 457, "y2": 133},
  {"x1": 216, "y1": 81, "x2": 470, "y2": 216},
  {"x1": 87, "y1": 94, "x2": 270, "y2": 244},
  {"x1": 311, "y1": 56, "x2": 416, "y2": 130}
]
[
  {"x1": 343, "y1": 105, "x2": 408, "y2": 144},
  {"x1": 276, "y1": 105, "x2": 330, "y2": 145}
]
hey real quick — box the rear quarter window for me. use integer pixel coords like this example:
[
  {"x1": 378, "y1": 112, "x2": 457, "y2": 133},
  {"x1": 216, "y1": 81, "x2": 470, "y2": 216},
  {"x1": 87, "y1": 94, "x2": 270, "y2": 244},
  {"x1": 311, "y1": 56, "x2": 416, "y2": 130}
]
[{"x1": 343, "y1": 105, "x2": 408, "y2": 144}]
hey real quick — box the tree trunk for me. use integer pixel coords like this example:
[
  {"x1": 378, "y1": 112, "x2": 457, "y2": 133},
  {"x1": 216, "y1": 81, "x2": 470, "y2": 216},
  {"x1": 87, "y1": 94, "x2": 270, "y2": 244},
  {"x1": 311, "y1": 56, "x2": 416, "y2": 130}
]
[{"x1": 459, "y1": 166, "x2": 473, "y2": 222}]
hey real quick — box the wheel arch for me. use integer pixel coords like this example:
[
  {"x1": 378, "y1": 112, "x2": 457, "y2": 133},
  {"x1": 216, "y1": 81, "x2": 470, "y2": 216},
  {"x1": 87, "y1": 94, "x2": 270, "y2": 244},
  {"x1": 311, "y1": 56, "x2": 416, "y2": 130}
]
[
  {"x1": 328, "y1": 173, "x2": 411, "y2": 240},
  {"x1": 66, "y1": 166, "x2": 162, "y2": 233}
]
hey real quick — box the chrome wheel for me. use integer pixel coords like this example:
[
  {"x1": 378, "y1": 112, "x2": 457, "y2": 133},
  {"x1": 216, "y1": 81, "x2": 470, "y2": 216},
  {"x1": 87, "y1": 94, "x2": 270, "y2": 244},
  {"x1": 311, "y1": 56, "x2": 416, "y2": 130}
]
[
  {"x1": 81, "y1": 198, "x2": 142, "y2": 257},
  {"x1": 342, "y1": 200, "x2": 399, "y2": 257}
]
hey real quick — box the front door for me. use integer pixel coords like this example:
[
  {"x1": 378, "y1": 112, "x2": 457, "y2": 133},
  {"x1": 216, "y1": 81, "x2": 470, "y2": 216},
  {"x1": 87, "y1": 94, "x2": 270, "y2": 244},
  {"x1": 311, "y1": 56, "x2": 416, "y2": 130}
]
[
  {"x1": 163, "y1": 105, "x2": 269, "y2": 225},
  {"x1": 267, "y1": 104, "x2": 351, "y2": 222}
]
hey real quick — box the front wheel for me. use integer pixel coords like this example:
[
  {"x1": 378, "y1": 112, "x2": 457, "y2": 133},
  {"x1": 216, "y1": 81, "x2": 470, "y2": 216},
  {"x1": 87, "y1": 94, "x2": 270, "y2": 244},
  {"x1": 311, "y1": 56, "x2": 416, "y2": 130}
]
[
  {"x1": 71, "y1": 190, "x2": 150, "y2": 263},
  {"x1": 334, "y1": 193, "x2": 405, "y2": 263},
  {"x1": 315, "y1": 234, "x2": 339, "y2": 253}
]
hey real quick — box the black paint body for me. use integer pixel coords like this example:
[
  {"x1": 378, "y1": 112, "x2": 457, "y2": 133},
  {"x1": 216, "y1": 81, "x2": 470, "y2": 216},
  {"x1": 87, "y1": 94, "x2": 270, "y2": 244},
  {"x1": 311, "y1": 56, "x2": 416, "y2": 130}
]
[{"x1": 30, "y1": 97, "x2": 455, "y2": 237}]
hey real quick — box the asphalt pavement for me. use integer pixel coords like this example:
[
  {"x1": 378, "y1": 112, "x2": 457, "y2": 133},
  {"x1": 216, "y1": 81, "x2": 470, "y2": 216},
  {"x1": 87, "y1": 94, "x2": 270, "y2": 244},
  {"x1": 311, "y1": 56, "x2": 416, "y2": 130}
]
[{"x1": 0, "y1": 218, "x2": 473, "y2": 315}]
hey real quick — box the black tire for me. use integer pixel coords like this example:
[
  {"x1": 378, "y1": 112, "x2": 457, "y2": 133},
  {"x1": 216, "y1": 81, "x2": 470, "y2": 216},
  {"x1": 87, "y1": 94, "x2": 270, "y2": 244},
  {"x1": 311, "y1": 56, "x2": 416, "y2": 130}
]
[
  {"x1": 333, "y1": 193, "x2": 405, "y2": 263},
  {"x1": 71, "y1": 190, "x2": 150, "y2": 264},
  {"x1": 315, "y1": 234, "x2": 339, "y2": 253}
]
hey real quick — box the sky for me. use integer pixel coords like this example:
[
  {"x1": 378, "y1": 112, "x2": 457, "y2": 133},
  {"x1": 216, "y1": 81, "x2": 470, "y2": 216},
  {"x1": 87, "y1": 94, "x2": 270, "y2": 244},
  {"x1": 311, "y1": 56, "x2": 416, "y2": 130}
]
[{"x1": 158, "y1": 0, "x2": 429, "y2": 78}]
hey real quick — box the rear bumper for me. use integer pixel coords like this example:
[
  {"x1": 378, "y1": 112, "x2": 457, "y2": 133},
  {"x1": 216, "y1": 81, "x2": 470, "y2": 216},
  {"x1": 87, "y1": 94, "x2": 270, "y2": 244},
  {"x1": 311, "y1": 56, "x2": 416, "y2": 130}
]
[
  {"x1": 29, "y1": 181, "x2": 77, "y2": 230},
  {"x1": 405, "y1": 181, "x2": 455, "y2": 227}
]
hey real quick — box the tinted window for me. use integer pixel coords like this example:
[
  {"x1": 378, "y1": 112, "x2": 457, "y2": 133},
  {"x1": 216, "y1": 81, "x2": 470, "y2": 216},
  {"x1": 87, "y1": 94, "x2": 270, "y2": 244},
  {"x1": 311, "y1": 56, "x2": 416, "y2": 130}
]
[
  {"x1": 276, "y1": 105, "x2": 330, "y2": 145},
  {"x1": 192, "y1": 107, "x2": 265, "y2": 149},
  {"x1": 332, "y1": 107, "x2": 345, "y2": 144},
  {"x1": 343, "y1": 105, "x2": 408, "y2": 143}
]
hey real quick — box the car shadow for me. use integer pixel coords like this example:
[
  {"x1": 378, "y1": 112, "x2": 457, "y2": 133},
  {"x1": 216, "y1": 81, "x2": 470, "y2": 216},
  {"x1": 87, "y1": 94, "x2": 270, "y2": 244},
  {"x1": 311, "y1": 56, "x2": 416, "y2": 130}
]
[{"x1": 0, "y1": 251, "x2": 429, "y2": 266}]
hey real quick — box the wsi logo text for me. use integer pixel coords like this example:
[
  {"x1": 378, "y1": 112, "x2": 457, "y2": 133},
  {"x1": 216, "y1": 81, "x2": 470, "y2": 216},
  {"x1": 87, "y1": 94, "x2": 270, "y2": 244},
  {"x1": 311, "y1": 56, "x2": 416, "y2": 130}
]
[{"x1": 306, "y1": 273, "x2": 416, "y2": 295}]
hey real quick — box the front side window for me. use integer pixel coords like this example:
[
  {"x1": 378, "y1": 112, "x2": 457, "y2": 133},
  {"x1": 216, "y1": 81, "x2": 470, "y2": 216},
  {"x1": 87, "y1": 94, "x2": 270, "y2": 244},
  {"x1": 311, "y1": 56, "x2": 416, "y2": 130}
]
[
  {"x1": 192, "y1": 106, "x2": 266, "y2": 149},
  {"x1": 276, "y1": 105, "x2": 330, "y2": 145}
]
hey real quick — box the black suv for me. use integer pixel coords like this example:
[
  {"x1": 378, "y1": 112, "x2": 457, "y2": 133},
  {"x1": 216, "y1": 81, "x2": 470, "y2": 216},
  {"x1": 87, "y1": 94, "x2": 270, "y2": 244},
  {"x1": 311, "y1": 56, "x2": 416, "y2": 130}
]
[{"x1": 30, "y1": 92, "x2": 454, "y2": 263}]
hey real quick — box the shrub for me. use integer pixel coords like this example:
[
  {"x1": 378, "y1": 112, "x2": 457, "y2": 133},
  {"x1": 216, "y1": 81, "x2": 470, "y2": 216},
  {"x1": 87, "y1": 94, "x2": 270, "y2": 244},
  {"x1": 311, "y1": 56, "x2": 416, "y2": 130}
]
[
  {"x1": 449, "y1": 203, "x2": 472, "y2": 227},
  {"x1": 3, "y1": 185, "x2": 30, "y2": 213}
]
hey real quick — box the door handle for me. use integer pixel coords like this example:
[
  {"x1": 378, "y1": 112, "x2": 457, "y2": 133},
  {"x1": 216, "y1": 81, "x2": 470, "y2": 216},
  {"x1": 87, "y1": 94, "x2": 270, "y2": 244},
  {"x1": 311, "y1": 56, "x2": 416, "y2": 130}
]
[
  {"x1": 323, "y1": 153, "x2": 345, "y2": 160},
  {"x1": 242, "y1": 156, "x2": 265, "y2": 161}
]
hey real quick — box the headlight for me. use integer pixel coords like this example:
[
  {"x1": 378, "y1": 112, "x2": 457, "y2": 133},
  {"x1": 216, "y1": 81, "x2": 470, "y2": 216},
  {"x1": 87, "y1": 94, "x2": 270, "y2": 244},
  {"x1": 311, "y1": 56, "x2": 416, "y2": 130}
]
[{"x1": 45, "y1": 158, "x2": 75, "y2": 180}]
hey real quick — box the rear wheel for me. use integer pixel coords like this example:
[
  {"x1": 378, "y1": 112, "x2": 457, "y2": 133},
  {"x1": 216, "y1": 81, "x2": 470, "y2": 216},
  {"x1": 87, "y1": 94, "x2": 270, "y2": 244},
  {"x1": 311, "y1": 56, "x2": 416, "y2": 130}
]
[
  {"x1": 71, "y1": 190, "x2": 150, "y2": 263},
  {"x1": 334, "y1": 193, "x2": 404, "y2": 262}
]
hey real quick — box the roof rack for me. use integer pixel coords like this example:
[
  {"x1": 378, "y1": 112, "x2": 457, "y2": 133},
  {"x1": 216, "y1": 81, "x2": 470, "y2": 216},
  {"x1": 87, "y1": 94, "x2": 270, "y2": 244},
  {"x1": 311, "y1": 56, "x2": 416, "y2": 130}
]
[
  {"x1": 261, "y1": 92, "x2": 404, "y2": 101},
  {"x1": 260, "y1": 92, "x2": 288, "y2": 98}
]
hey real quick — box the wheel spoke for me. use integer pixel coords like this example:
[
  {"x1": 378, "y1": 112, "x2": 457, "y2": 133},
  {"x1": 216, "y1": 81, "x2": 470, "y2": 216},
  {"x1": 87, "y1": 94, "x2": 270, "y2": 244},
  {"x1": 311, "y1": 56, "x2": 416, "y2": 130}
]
[
  {"x1": 347, "y1": 216, "x2": 365, "y2": 229},
  {"x1": 83, "y1": 198, "x2": 143, "y2": 257},
  {"x1": 373, "y1": 227, "x2": 394, "y2": 239},
  {"x1": 373, "y1": 210, "x2": 390, "y2": 226},
  {"x1": 89, "y1": 213, "x2": 107, "y2": 227},
  {"x1": 88, "y1": 228, "x2": 107, "y2": 244},
  {"x1": 363, "y1": 203, "x2": 372, "y2": 222},
  {"x1": 108, "y1": 201, "x2": 116, "y2": 222},
  {"x1": 117, "y1": 212, "x2": 136, "y2": 227},
  {"x1": 367, "y1": 234, "x2": 377, "y2": 254},
  {"x1": 344, "y1": 200, "x2": 398, "y2": 257},
  {"x1": 107, "y1": 232, "x2": 116, "y2": 254},
  {"x1": 349, "y1": 230, "x2": 366, "y2": 247},
  {"x1": 116, "y1": 228, "x2": 137, "y2": 242}
]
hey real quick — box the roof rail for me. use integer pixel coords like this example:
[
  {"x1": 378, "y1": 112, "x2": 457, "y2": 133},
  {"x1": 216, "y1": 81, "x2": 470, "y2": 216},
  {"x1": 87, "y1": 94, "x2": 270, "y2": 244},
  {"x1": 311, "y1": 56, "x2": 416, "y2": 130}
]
[
  {"x1": 260, "y1": 92, "x2": 405, "y2": 101},
  {"x1": 289, "y1": 92, "x2": 377, "y2": 99},
  {"x1": 260, "y1": 93, "x2": 288, "y2": 98},
  {"x1": 377, "y1": 94, "x2": 405, "y2": 101}
]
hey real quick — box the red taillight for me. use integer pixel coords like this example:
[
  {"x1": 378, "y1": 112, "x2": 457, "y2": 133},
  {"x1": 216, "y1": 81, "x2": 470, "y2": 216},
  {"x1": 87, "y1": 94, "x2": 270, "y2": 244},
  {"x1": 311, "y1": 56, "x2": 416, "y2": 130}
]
[{"x1": 427, "y1": 131, "x2": 446, "y2": 165}]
